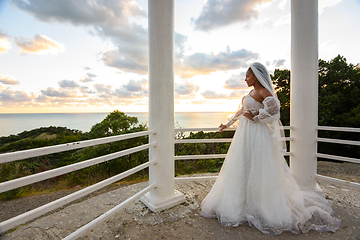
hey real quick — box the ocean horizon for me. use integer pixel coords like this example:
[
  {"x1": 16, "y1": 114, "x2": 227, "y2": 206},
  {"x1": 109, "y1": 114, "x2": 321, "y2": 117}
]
[{"x1": 0, "y1": 112, "x2": 233, "y2": 137}]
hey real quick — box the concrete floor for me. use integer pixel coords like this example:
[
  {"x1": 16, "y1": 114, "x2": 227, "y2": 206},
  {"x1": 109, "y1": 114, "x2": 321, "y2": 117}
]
[{"x1": 2, "y1": 173, "x2": 359, "y2": 240}]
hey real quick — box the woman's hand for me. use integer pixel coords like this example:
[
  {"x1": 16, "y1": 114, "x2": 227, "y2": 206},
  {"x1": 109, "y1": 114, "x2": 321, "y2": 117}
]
[
  {"x1": 243, "y1": 111, "x2": 255, "y2": 121},
  {"x1": 219, "y1": 124, "x2": 227, "y2": 132}
]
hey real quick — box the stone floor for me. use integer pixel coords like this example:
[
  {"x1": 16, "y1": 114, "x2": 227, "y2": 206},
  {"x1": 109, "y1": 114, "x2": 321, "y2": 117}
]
[{"x1": 2, "y1": 173, "x2": 360, "y2": 240}]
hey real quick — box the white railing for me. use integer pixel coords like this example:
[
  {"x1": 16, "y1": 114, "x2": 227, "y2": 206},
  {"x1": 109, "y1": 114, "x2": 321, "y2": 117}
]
[
  {"x1": 174, "y1": 126, "x2": 294, "y2": 181},
  {"x1": 0, "y1": 130, "x2": 156, "y2": 238},
  {"x1": 174, "y1": 126, "x2": 294, "y2": 157},
  {"x1": 2, "y1": 125, "x2": 359, "y2": 238},
  {"x1": 316, "y1": 126, "x2": 360, "y2": 188},
  {"x1": 174, "y1": 126, "x2": 360, "y2": 189}
]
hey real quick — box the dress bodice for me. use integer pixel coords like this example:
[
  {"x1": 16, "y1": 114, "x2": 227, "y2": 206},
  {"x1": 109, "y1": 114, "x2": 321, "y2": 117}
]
[
  {"x1": 243, "y1": 94, "x2": 263, "y2": 116},
  {"x1": 226, "y1": 94, "x2": 281, "y2": 128}
]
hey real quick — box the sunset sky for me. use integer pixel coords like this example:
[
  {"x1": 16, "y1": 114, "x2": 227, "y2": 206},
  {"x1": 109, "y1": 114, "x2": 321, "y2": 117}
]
[{"x1": 0, "y1": 0, "x2": 359, "y2": 113}]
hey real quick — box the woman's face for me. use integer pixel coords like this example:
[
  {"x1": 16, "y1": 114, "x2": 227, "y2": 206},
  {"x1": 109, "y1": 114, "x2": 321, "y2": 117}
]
[{"x1": 245, "y1": 69, "x2": 257, "y2": 87}]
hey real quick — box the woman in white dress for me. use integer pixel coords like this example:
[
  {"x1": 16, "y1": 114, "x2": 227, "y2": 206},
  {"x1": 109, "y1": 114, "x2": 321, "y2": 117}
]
[{"x1": 200, "y1": 62, "x2": 340, "y2": 235}]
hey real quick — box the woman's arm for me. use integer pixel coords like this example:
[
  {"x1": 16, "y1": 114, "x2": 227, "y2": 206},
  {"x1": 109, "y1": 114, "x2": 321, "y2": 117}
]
[
  {"x1": 253, "y1": 97, "x2": 280, "y2": 123},
  {"x1": 219, "y1": 107, "x2": 244, "y2": 132}
]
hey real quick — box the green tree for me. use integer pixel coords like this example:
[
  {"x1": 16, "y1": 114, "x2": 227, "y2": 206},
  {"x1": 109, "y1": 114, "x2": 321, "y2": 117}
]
[
  {"x1": 271, "y1": 69, "x2": 290, "y2": 126},
  {"x1": 0, "y1": 111, "x2": 149, "y2": 199},
  {"x1": 318, "y1": 55, "x2": 360, "y2": 127},
  {"x1": 66, "y1": 110, "x2": 148, "y2": 186},
  {"x1": 270, "y1": 55, "x2": 360, "y2": 159},
  {"x1": 317, "y1": 55, "x2": 360, "y2": 159}
]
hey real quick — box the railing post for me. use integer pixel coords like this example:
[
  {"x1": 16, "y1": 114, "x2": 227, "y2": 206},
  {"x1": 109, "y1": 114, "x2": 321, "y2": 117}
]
[
  {"x1": 140, "y1": 0, "x2": 185, "y2": 211},
  {"x1": 290, "y1": 0, "x2": 321, "y2": 191}
]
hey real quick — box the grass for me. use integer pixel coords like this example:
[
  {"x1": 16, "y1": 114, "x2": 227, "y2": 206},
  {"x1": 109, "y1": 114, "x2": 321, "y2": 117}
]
[
  {"x1": 0, "y1": 172, "x2": 149, "y2": 201},
  {"x1": 34, "y1": 133, "x2": 57, "y2": 140}
]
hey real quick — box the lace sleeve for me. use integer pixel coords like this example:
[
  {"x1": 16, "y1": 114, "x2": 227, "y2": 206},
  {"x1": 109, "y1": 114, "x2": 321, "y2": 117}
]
[
  {"x1": 225, "y1": 107, "x2": 244, "y2": 128},
  {"x1": 253, "y1": 97, "x2": 280, "y2": 123}
]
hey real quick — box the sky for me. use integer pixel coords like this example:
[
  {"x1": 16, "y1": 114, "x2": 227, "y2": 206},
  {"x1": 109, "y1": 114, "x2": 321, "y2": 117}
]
[{"x1": 0, "y1": 0, "x2": 359, "y2": 113}]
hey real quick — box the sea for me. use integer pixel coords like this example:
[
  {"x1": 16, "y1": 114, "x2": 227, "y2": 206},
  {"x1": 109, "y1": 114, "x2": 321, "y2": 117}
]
[{"x1": 0, "y1": 112, "x2": 233, "y2": 137}]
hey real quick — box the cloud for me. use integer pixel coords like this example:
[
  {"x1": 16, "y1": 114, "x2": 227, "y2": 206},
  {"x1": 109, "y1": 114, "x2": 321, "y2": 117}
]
[
  {"x1": 87, "y1": 72, "x2": 97, "y2": 78},
  {"x1": 96, "y1": 21, "x2": 148, "y2": 74},
  {"x1": 224, "y1": 73, "x2": 249, "y2": 89},
  {"x1": 122, "y1": 79, "x2": 147, "y2": 92},
  {"x1": 80, "y1": 72, "x2": 97, "y2": 83},
  {"x1": 319, "y1": 0, "x2": 343, "y2": 14},
  {"x1": 201, "y1": 90, "x2": 227, "y2": 99},
  {"x1": 273, "y1": 14, "x2": 290, "y2": 27},
  {"x1": 112, "y1": 79, "x2": 148, "y2": 98},
  {"x1": 12, "y1": 0, "x2": 146, "y2": 26},
  {"x1": 113, "y1": 88, "x2": 147, "y2": 98},
  {"x1": 201, "y1": 89, "x2": 247, "y2": 99},
  {"x1": 101, "y1": 45, "x2": 148, "y2": 75},
  {"x1": 0, "y1": 79, "x2": 149, "y2": 109},
  {"x1": 278, "y1": 0, "x2": 288, "y2": 10},
  {"x1": 272, "y1": 59, "x2": 286, "y2": 68},
  {"x1": 0, "y1": 75, "x2": 20, "y2": 85},
  {"x1": 93, "y1": 84, "x2": 113, "y2": 94},
  {"x1": 175, "y1": 80, "x2": 200, "y2": 95},
  {"x1": 58, "y1": 80, "x2": 80, "y2": 88},
  {"x1": 176, "y1": 47, "x2": 259, "y2": 78},
  {"x1": 192, "y1": 0, "x2": 273, "y2": 31},
  {"x1": 41, "y1": 87, "x2": 73, "y2": 98},
  {"x1": 84, "y1": 66, "x2": 92, "y2": 70},
  {"x1": 12, "y1": 0, "x2": 149, "y2": 74},
  {"x1": 175, "y1": 32, "x2": 188, "y2": 58},
  {"x1": 0, "y1": 89, "x2": 32, "y2": 103},
  {"x1": 80, "y1": 77, "x2": 94, "y2": 83},
  {"x1": 15, "y1": 34, "x2": 65, "y2": 54},
  {"x1": 98, "y1": 21, "x2": 149, "y2": 74},
  {"x1": 228, "y1": 90, "x2": 248, "y2": 99},
  {"x1": 0, "y1": 29, "x2": 11, "y2": 53}
]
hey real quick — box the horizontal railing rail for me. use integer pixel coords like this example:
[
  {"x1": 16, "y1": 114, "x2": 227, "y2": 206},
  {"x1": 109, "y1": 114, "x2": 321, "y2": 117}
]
[
  {"x1": 0, "y1": 130, "x2": 156, "y2": 236},
  {"x1": 174, "y1": 127, "x2": 294, "y2": 160},
  {"x1": 317, "y1": 126, "x2": 360, "y2": 133},
  {"x1": 316, "y1": 153, "x2": 360, "y2": 164},
  {"x1": 175, "y1": 127, "x2": 235, "y2": 132},
  {"x1": 316, "y1": 174, "x2": 360, "y2": 188},
  {"x1": 317, "y1": 137, "x2": 360, "y2": 146},
  {"x1": 63, "y1": 183, "x2": 156, "y2": 240},
  {"x1": 174, "y1": 126, "x2": 359, "y2": 189},
  {"x1": 174, "y1": 152, "x2": 293, "y2": 161},
  {"x1": 0, "y1": 161, "x2": 156, "y2": 234},
  {"x1": 175, "y1": 137, "x2": 294, "y2": 144},
  {"x1": 0, "y1": 130, "x2": 155, "y2": 164},
  {"x1": 316, "y1": 126, "x2": 360, "y2": 164},
  {"x1": 175, "y1": 176, "x2": 217, "y2": 182},
  {"x1": 175, "y1": 175, "x2": 360, "y2": 189},
  {"x1": 0, "y1": 143, "x2": 155, "y2": 193},
  {"x1": 174, "y1": 126, "x2": 293, "y2": 132},
  {"x1": 175, "y1": 138, "x2": 232, "y2": 143},
  {"x1": 174, "y1": 154, "x2": 227, "y2": 160}
]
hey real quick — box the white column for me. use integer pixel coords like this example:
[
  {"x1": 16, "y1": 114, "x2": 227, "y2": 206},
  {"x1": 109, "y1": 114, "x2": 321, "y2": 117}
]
[
  {"x1": 290, "y1": 0, "x2": 321, "y2": 191},
  {"x1": 140, "y1": 0, "x2": 185, "y2": 212}
]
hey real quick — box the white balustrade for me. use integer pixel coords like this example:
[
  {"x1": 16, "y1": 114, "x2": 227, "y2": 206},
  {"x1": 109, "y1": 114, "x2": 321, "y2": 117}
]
[
  {"x1": 0, "y1": 130, "x2": 156, "y2": 234},
  {"x1": 2, "y1": 0, "x2": 360, "y2": 238},
  {"x1": 0, "y1": 130, "x2": 155, "y2": 164}
]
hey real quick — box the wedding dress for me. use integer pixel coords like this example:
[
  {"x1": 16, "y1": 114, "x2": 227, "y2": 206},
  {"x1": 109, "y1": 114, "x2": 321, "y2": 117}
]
[{"x1": 200, "y1": 93, "x2": 341, "y2": 235}]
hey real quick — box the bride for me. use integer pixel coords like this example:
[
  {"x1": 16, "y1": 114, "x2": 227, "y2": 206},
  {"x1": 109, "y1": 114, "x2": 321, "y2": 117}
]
[{"x1": 200, "y1": 62, "x2": 340, "y2": 235}]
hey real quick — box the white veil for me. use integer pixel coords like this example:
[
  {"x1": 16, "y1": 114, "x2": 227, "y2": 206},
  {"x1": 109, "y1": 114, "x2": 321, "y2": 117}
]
[
  {"x1": 249, "y1": 62, "x2": 287, "y2": 154},
  {"x1": 250, "y1": 62, "x2": 277, "y2": 98}
]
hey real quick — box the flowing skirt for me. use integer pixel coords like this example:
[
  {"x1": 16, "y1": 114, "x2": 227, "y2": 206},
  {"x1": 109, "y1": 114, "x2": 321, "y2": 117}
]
[{"x1": 200, "y1": 116, "x2": 340, "y2": 235}]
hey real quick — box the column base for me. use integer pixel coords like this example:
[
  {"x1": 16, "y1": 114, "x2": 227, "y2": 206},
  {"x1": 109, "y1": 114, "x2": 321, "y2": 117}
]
[
  {"x1": 140, "y1": 190, "x2": 186, "y2": 212},
  {"x1": 299, "y1": 182, "x2": 325, "y2": 196}
]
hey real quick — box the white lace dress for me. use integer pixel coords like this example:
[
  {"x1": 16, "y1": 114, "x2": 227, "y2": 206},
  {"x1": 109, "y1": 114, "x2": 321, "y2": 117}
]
[{"x1": 200, "y1": 94, "x2": 341, "y2": 235}]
